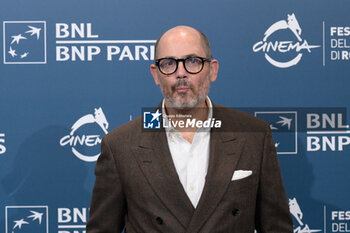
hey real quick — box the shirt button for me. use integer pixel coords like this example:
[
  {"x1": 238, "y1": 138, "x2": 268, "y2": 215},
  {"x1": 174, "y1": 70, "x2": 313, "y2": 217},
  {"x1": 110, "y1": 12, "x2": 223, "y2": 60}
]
[
  {"x1": 232, "y1": 209, "x2": 240, "y2": 216},
  {"x1": 190, "y1": 154, "x2": 194, "y2": 158},
  {"x1": 190, "y1": 186, "x2": 195, "y2": 191},
  {"x1": 156, "y1": 217, "x2": 163, "y2": 225}
]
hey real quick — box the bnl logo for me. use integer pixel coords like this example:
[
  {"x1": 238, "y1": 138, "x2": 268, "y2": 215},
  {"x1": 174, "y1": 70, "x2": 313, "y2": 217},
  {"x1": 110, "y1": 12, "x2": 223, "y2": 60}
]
[
  {"x1": 255, "y1": 111, "x2": 297, "y2": 154},
  {"x1": 5, "y1": 206, "x2": 49, "y2": 233},
  {"x1": 143, "y1": 109, "x2": 161, "y2": 129},
  {"x1": 3, "y1": 21, "x2": 47, "y2": 64}
]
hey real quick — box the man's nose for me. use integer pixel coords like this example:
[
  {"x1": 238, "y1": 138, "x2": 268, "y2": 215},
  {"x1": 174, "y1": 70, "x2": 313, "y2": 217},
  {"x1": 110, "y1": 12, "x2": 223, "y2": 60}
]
[{"x1": 176, "y1": 61, "x2": 188, "y2": 78}]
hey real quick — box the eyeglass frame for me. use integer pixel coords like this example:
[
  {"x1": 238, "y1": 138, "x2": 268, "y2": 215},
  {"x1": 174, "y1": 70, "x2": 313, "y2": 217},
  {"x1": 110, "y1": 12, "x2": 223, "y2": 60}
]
[{"x1": 154, "y1": 56, "x2": 212, "y2": 75}]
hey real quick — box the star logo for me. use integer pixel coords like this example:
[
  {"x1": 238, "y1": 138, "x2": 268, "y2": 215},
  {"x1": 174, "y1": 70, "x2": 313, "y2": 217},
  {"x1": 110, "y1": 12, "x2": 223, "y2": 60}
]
[
  {"x1": 150, "y1": 109, "x2": 162, "y2": 122},
  {"x1": 5, "y1": 206, "x2": 49, "y2": 233},
  {"x1": 20, "y1": 52, "x2": 29, "y2": 59},
  {"x1": 270, "y1": 124, "x2": 278, "y2": 130},
  {"x1": 143, "y1": 109, "x2": 162, "y2": 129},
  {"x1": 3, "y1": 21, "x2": 47, "y2": 64},
  {"x1": 276, "y1": 116, "x2": 293, "y2": 130},
  {"x1": 11, "y1": 34, "x2": 27, "y2": 44},
  {"x1": 13, "y1": 219, "x2": 29, "y2": 229},
  {"x1": 25, "y1": 25, "x2": 41, "y2": 40},
  {"x1": 28, "y1": 210, "x2": 44, "y2": 224},
  {"x1": 255, "y1": 111, "x2": 297, "y2": 154},
  {"x1": 8, "y1": 47, "x2": 17, "y2": 57}
]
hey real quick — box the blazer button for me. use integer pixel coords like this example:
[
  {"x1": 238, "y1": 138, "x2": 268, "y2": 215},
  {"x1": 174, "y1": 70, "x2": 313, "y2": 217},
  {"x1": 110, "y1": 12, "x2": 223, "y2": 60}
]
[
  {"x1": 156, "y1": 217, "x2": 163, "y2": 225},
  {"x1": 232, "y1": 209, "x2": 240, "y2": 216}
]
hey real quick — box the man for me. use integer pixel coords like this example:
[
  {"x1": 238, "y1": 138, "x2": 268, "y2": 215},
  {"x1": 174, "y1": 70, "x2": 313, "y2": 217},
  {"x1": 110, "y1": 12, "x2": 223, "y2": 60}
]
[{"x1": 87, "y1": 26, "x2": 293, "y2": 233}]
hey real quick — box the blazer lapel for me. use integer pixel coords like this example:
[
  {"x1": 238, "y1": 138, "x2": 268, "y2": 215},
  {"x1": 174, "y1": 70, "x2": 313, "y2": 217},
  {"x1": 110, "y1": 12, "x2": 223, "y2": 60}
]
[
  {"x1": 185, "y1": 127, "x2": 246, "y2": 233},
  {"x1": 131, "y1": 129, "x2": 195, "y2": 229}
]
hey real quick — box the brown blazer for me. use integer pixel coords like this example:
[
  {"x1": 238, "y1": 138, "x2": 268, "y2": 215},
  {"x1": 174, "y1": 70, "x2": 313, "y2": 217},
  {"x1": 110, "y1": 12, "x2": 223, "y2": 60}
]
[{"x1": 86, "y1": 104, "x2": 293, "y2": 233}]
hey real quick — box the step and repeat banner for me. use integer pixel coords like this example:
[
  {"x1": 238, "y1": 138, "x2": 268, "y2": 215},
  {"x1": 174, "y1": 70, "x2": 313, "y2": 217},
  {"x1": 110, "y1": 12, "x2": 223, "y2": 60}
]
[{"x1": 1, "y1": 0, "x2": 349, "y2": 232}]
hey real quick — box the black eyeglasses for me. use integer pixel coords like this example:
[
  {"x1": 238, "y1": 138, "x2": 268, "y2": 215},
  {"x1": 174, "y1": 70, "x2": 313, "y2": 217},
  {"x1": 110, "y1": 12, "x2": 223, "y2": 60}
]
[{"x1": 155, "y1": 56, "x2": 212, "y2": 75}]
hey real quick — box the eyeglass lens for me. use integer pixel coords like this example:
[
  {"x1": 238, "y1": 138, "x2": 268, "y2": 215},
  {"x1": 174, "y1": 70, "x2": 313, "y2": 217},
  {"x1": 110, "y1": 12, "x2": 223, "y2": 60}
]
[{"x1": 158, "y1": 57, "x2": 204, "y2": 74}]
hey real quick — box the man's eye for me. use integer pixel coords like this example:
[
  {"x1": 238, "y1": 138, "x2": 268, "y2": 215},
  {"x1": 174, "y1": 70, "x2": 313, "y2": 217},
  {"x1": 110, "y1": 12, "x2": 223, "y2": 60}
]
[
  {"x1": 187, "y1": 57, "x2": 201, "y2": 65},
  {"x1": 188, "y1": 58, "x2": 196, "y2": 63},
  {"x1": 162, "y1": 60, "x2": 175, "y2": 66},
  {"x1": 166, "y1": 60, "x2": 175, "y2": 66}
]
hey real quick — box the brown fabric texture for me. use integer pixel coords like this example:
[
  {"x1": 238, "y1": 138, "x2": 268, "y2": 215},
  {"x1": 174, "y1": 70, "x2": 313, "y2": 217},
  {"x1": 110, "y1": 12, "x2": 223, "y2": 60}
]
[{"x1": 86, "y1": 103, "x2": 293, "y2": 233}]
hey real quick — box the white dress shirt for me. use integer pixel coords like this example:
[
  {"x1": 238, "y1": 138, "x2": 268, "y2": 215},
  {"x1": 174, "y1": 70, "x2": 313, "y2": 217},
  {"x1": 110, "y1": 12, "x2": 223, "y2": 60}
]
[{"x1": 162, "y1": 97, "x2": 212, "y2": 208}]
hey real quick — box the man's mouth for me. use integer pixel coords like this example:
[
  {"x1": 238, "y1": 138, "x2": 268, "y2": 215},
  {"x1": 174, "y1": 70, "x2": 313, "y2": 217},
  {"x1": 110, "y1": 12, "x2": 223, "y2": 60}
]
[{"x1": 176, "y1": 86, "x2": 190, "y2": 93}]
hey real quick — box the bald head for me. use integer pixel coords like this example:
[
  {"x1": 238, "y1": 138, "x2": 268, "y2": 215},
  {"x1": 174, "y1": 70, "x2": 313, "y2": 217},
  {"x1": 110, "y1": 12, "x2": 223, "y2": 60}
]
[{"x1": 154, "y1": 26, "x2": 212, "y2": 59}]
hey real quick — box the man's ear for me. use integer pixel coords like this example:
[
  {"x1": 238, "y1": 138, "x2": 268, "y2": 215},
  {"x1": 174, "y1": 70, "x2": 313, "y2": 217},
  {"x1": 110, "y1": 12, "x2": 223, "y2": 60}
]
[
  {"x1": 150, "y1": 64, "x2": 160, "y2": 86},
  {"x1": 209, "y1": 59, "x2": 219, "y2": 82}
]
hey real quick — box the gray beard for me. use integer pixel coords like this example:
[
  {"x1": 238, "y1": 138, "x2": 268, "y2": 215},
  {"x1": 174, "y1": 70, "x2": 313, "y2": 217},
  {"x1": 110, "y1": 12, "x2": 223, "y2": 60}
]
[
  {"x1": 160, "y1": 76, "x2": 210, "y2": 110},
  {"x1": 164, "y1": 92, "x2": 207, "y2": 110}
]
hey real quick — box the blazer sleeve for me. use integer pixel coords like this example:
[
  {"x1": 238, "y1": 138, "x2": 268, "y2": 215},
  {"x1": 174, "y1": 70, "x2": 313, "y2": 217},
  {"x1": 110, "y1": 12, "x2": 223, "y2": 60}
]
[
  {"x1": 255, "y1": 125, "x2": 293, "y2": 233},
  {"x1": 86, "y1": 136, "x2": 126, "y2": 233}
]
